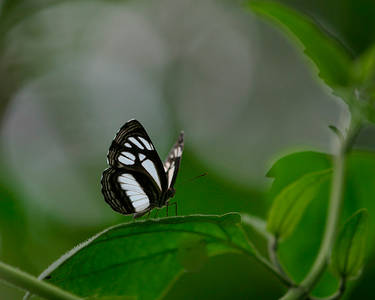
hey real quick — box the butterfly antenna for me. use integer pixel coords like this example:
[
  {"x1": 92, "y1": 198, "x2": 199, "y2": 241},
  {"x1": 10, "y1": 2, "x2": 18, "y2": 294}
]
[{"x1": 179, "y1": 172, "x2": 208, "y2": 186}]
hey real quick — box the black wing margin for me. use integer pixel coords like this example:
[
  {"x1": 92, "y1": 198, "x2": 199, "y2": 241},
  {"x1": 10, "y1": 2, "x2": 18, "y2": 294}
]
[
  {"x1": 101, "y1": 168, "x2": 135, "y2": 215},
  {"x1": 164, "y1": 131, "x2": 184, "y2": 189}
]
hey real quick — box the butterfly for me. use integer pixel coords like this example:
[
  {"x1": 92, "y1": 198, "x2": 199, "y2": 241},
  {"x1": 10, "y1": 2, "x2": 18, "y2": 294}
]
[{"x1": 101, "y1": 119, "x2": 184, "y2": 218}]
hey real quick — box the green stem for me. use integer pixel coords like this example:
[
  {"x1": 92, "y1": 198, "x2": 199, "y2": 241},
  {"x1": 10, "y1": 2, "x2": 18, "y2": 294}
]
[
  {"x1": 280, "y1": 120, "x2": 360, "y2": 300},
  {"x1": 0, "y1": 260, "x2": 82, "y2": 300},
  {"x1": 252, "y1": 248, "x2": 293, "y2": 287},
  {"x1": 239, "y1": 223, "x2": 293, "y2": 287},
  {"x1": 268, "y1": 236, "x2": 290, "y2": 280}
]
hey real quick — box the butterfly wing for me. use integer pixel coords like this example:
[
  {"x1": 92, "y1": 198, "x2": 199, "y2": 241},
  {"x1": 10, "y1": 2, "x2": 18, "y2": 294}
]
[
  {"x1": 101, "y1": 119, "x2": 168, "y2": 215},
  {"x1": 164, "y1": 131, "x2": 184, "y2": 189}
]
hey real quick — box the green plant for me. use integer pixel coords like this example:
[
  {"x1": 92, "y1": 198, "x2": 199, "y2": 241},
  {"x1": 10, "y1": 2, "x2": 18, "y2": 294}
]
[{"x1": 0, "y1": 1, "x2": 374, "y2": 300}]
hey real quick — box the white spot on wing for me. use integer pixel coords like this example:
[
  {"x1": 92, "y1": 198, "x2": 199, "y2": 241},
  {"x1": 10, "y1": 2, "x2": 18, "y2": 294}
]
[
  {"x1": 118, "y1": 152, "x2": 135, "y2": 165},
  {"x1": 139, "y1": 137, "x2": 153, "y2": 150},
  {"x1": 174, "y1": 147, "x2": 182, "y2": 157},
  {"x1": 129, "y1": 194, "x2": 147, "y2": 201},
  {"x1": 120, "y1": 183, "x2": 143, "y2": 193},
  {"x1": 119, "y1": 173, "x2": 134, "y2": 180},
  {"x1": 122, "y1": 152, "x2": 135, "y2": 160},
  {"x1": 168, "y1": 165, "x2": 175, "y2": 186},
  {"x1": 118, "y1": 174, "x2": 150, "y2": 212},
  {"x1": 125, "y1": 190, "x2": 143, "y2": 196},
  {"x1": 139, "y1": 153, "x2": 146, "y2": 161},
  {"x1": 133, "y1": 199, "x2": 149, "y2": 212},
  {"x1": 125, "y1": 143, "x2": 132, "y2": 148},
  {"x1": 129, "y1": 137, "x2": 144, "y2": 149},
  {"x1": 118, "y1": 175, "x2": 136, "y2": 184},
  {"x1": 118, "y1": 155, "x2": 134, "y2": 165},
  {"x1": 142, "y1": 159, "x2": 162, "y2": 189}
]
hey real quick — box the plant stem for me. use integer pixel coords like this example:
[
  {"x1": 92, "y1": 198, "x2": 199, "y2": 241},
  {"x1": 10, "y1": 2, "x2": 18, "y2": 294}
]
[
  {"x1": 268, "y1": 236, "x2": 290, "y2": 280},
  {"x1": 280, "y1": 120, "x2": 360, "y2": 300},
  {"x1": 239, "y1": 223, "x2": 293, "y2": 287},
  {"x1": 252, "y1": 248, "x2": 293, "y2": 287},
  {"x1": 0, "y1": 260, "x2": 82, "y2": 300}
]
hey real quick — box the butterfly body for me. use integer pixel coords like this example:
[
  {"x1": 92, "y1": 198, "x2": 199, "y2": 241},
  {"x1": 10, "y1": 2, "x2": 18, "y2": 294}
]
[{"x1": 101, "y1": 119, "x2": 184, "y2": 218}]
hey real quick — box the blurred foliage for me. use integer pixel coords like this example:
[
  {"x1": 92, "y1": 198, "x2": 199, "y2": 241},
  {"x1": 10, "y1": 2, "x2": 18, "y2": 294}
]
[
  {"x1": 278, "y1": 0, "x2": 375, "y2": 57},
  {"x1": 268, "y1": 151, "x2": 375, "y2": 297},
  {"x1": 0, "y1": 0, "x2": 374, "y2": 299},
  {"x1": 331, "y1": 209, "x2": 368, "y2": 280},
  {"x1": 249, "y1": 1, "x2": 353, "y2": 91},
  {"x1": 247, "y1": 0, "x2": 375, "y2": 123}
]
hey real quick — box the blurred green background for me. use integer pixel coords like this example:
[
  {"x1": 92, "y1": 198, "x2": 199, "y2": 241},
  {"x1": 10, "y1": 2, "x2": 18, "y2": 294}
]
[{"x1": 0, "y1": 0, "x2": 374, "y2": 299}]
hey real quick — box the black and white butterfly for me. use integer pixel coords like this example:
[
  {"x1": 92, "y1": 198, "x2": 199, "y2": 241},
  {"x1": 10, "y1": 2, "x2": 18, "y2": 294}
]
[{"x1": 101, "y1": 119, "x2": 184, "y2": 218}]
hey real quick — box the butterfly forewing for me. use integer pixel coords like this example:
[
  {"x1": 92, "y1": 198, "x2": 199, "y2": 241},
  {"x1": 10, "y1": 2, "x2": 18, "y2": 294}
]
[
  {"x1": 164, "y1": 131, "x2": 184, "y2": 189},
  {"x1": 107, "y1": 120, "x2": 168, "y2": 193}
]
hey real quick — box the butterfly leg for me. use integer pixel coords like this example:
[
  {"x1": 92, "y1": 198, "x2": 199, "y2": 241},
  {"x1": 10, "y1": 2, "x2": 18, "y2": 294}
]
[
  {"x1": 154, "y1": 209, "x2": 160, "y2": 219},
  {"x1": 166, "y1": 203, "x2": 169, "y2": 217}
]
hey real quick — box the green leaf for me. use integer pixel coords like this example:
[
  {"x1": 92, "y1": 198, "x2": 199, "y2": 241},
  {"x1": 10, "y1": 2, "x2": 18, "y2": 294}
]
[
  {"x1": 267, "y1": 168, "x2": 332, "y2": 240},
  {"x1": 331, "y1": 209, "x2": 369, "y2": 280},
  {"x1": 246, "y1": 1, "x2": 354, "y2": 103},
  {"x1": 267, "y1": 151, "x2": 332, "y2": 200},
  {"x1": 25, "y1": 214, "x2": 254, "y2": 300},
  {"x1": 353, "y1": 44, "x2": 375, "y2": 88}
]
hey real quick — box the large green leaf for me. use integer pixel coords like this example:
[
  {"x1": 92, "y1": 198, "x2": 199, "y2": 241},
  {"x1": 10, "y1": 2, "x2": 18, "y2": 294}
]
[
  {"x1": 267, "y1": 169, "x2": 332, "y2": 240},
  {"x1": 25, "y1": 214, "x2": 254, "y2": 300},
  {"x1": 246, "y1": 0, "x2": 354, "y2": 103},
  {"x1": 331, "y1": 209, "x2": 368, "y2": 280}
]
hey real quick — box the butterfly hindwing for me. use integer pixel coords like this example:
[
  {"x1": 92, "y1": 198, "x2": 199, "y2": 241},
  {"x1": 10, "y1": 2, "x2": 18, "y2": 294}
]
[
  {"x1": 164, "y1": 131, "x2": 184, "y2": 189},
  {"x1": 101, "y1": 167, "x2": 161, "y2": 215},
  {"x1": 101, "y1": 168, "x2": 135, "y2": 214}
]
